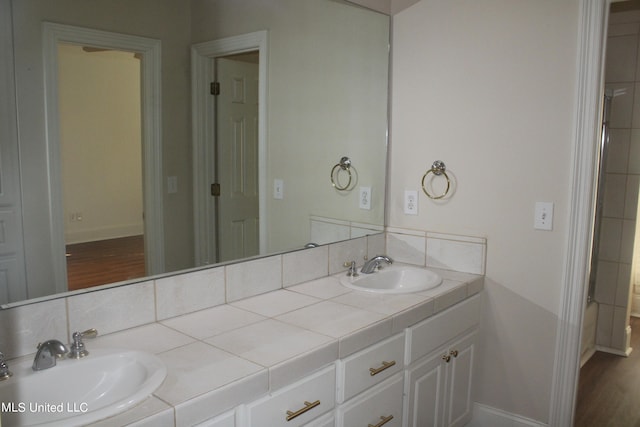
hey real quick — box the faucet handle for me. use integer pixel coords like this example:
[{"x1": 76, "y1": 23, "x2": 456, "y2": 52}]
[
  {"x1": 344, "y1": 260, "x2": 359, "y2": 277},
  {"x1": 0, "y1": 352, "x2": 12, "y2": 381},
  {"x1": 68, "y1": 328, "x2": 98, "y2": 359}
]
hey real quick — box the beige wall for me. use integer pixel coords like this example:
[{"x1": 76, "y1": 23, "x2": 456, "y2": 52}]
[
  {"x1": 58, "y1": 45, "x2": 143, "y2": 244},
  {"x1": 389, "y1": 0, "x2": 580, "y2": 422}
]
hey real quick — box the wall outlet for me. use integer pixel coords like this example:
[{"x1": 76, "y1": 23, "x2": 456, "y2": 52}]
[
  {"x1": 273, "y1": 179, "x2": 284, "y2": 199},
  {"x1": 359, "y1": 187, "x2": 371, "y2": 210},
  {"x1": 404, "y1": 190, "x2": 418, "y2": 215},
  {"x1": 69, "y1": 212, "x2": 83, "y2": 222},
  {"x1": 534, "y1": 201, "x2": 554, "y2": 230}
]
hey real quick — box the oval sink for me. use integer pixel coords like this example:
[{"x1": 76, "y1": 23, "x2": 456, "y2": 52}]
[
  {"x1": 0, "y1": 348, "x2": 166, "y2": 426},
  {"x1": 340, "y1": 265, "x2": 442, "y2": 294}
]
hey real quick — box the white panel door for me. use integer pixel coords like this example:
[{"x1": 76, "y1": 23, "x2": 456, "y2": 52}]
[{"x1": 215, "y1": 56, "x2": 259, "y2": 262}]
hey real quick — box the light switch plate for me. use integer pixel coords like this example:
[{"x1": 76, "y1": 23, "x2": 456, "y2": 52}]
[
  {"x1": 534, "y1": 202, "x2": 554, "y2": 231},
  {"x1": 274, "y1": 179, "x2": 284, "y2": 199}
]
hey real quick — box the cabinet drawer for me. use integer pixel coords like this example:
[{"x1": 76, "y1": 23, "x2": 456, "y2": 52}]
[
  {"x1": 195, "y1": 410, "x2": 235, "y2": 427},
  {"x1": 336, "y1": 333, "x2": 404, "y2": 402},
  {"x1": 406, "y1": 294, "x2": 481, "y2": 364},
  {"x1": 243, "y1": 365, "x2": 335, "y2": 427},
  {"x1": 336, "y1": 373, "x2": 403, "y2": 427},
  {"x1": 303, "y1": 412, "x2": 335, "y2": 427}
]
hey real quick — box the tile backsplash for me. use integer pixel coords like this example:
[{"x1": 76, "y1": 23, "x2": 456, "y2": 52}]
[{"x1": 0, "y1": 230, "x2": 485, "y2": 360}]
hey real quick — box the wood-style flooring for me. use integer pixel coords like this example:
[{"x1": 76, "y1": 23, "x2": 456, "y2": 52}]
[
  {"x1": 65, "y1": 235, "x2": 146, "y2": 291},
  {"x1": 575, "y1": 317, "x2": 640, "y2": 427}
]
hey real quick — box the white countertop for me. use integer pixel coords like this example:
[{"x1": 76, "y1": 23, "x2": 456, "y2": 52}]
[{"x1": 86, "y1": 266, "x2": 484, "y2": 426}]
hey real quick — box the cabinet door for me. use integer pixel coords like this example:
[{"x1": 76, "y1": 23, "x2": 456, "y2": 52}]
[
  {"x1": 445, "y1": 331, "x2": 476, "y2": 427},
  {"x1": 404, "y1": 350, "x2": 447, "y2": 427}
]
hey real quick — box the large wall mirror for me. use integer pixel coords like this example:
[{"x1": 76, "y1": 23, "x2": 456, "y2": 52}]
[{"x1": 0, "y1": 0, "x2": 389, "y2": 307}]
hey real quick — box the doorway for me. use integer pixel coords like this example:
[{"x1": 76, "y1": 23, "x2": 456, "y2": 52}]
[
  {"x1": 42, "y1": 23, "x2": 163, "y2": 293},
  {"x1": 191, "y1": 31, "x2": 268, "y2": 266},
  {"x1": 57, "y1": 44, "x2": 145, "y2": 290},
  {"x1": 576, "y1": 1, "x2": 640, "y2": 423}
]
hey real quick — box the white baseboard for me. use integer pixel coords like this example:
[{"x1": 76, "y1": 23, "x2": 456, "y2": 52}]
[{"x1": 467, "y1": 403, "x2": 547, "y2": 427}]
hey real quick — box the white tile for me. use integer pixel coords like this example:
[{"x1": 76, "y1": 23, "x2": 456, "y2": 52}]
[
  {"x1": 338, "y1": 318, "x2": 393, "y2": 357},
  {"x1": 607, "y1": 129, "x2": 631, "y2": 174},
  {"x1": 603, "y1": 173, "x2": 627, "y2": 218},
  {"x1": 229, "y1": 289, "x2": 320, "y2": 317},
  {"x1": 67, "y1": 280, "x2": 155, "y2": 336},
  {"x1": 287, "y1": 276, "x2": 352, "y2": 300},
  {"x1": 616, "y1": 262, "x2": 632, "y2": 307},
  {"x1": 91, "y1": 323, "x2": 195, "y2": 354},
  {"x1": 268, "y1": 340, "x2": 338, "y2": 390},
  {"x1": 611, "y1": 306, "x2": 630, "y2": 351},
  {"x1": 328, "y1": 237, "x2": 368, "y2": 274},
  {"x1": 605, "y1": 34, "x2": 638, "y2": 82},
  {"x1": 426, "y1": 235, "x2": 486, "y2": 275},
  {"x1": 226, "y1": 255, "x2": 283, "y2": 302},
  {"x1": 607, "y1": 83, "x2": 634, "y2": 128},
  {"x1": 155, "y1": 266, "x2": 226, "y2": 320},
  {"x1": 331, "y1": 291, "x2": 430, "y2": 315},
  {"x1": 282, "y1": 246, "x2": 328, "y2": 287},
  {"x1": 629, "y1": 129, "x2": 640, "y2": 174},
  {"x1": 0, "y1": 298, "x2": 67, "y2": 359},
  {"x1": 386, "y1": 232, "x2": 426, "y2": 266},
  {"x1": 624, "y1": 174, "x2": 639, "y2": 220},
  {"x1": 598, "y1": 218, "x2": 623, "y2": 261},
  {"x1": 276, "y1": 300, "x2": 386, "y2": 338},
  {"x1": 596, "y1": 304, "x2": 614, "y2": 348},
  {"x1": 173, "y1": 369, "x2": 268, "y2": 426},
  {"x1": 154, "y1": 341, "x2": 265, "y2": 405},
  {"x1": 620, "y1": 220, "x2": 636, "y2": 263},
  {"x1": 205, "y1": 319, "x2": 334, "y2": 367},
  {"x1": 391, "y1": 299, "x2": 434, "y2": 333},
  {"x1": 594, "y1": 261, "x2": 619, "y2": 305},
  {"x1": 91, "y1": 397, "x2": 173, "y2": 427},
  {"x1": 161, "y1": 305, "x2": 266, "y2": 340}
]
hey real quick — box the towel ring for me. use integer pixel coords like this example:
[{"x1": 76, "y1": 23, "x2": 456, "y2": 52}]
[
  {"x1": 331, "y1": 156, "x2": 353, "y2": 191},
  {"x1": 421, "y1": 160, "x2": 450, "y2": 199}
]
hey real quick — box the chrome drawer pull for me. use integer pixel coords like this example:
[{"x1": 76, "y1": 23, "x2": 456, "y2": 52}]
[
  {"x1": 285, "y1": 400, "x2": 320, "y2": 421},
  {"x1": 369, "y1": 360, "x2": 396, "y2": 376},
  {"x1": 368, "y1": 414, "x2": 394, "y2": 427}
]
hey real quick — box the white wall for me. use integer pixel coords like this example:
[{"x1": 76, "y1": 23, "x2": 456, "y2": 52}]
[{"x1": 389, "y1": 0, "x2": 580, "y2": 422}]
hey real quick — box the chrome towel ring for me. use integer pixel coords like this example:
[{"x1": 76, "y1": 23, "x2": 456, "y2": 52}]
[
  {"x1": 331, "y1": 156, "x2": 353, "y2": 191},
  {"x1": 422, "y1": 160, "x2": 451, "y2": 199}
]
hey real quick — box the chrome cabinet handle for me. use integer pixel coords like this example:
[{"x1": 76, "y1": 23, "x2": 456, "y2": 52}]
[
  {"x1": 368, "y1": 414, "x2": 394, "y2": 427},
  {"x1": 369, "y1": 360, "x2": 396, "y2": 376},
  {"x1": 285, "y1": 400, "x2": 320, "y2": 421}
]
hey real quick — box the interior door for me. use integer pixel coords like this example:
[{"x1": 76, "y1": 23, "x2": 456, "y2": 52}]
[{"x1": 215, "y1": 55, "x2": 259, "y2": 262}]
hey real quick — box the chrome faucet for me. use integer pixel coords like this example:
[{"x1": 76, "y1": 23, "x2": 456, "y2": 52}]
[
  {"x1": 0, "y1": 351, "x2": 12, "y2": 380},
  {"x1": 361, "y1": 255, "x2": 393, "y2": 274},
  {"x1": 32, "y1": 340, "x2": 69, "y2": 371},
  {"x1": 68, "y1": 328, "x2": 98, "y2": 359}
]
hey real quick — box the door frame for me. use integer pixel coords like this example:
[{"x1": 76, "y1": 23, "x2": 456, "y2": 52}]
[
  {"x1": 42, "y1": 22, "x2": 164, "y2": 291},
  {"x1": 550, "y1": 0, "x2": 610, "y2": 424},
  {"x1": 192, "y1": 31, "x2": 268, "y2": 265}
]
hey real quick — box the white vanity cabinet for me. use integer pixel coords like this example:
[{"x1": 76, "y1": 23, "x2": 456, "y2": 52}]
[
  {"x1": 336, "y1": 373, "x2": 404, "y2": 427},
  {"x1": 336, "y1": 332, "x2": 405, "y2": 403},
  {"x1": 195, "y1": 410, "x2": 236, "y2": 427},
  {"x1": 404, "y1": 294, "x2": 481, "y2": 427},
  {"x1": 240, "y1": 365, "x2": 335, "y2": 427}
]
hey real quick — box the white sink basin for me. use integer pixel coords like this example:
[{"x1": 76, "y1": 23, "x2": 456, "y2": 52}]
[
  {"x1": 0, "y1": 348, "x2": 166, "y2": 426},
  {"x1": 340, "y1": 265, "x2": 442, "y2": 294}
]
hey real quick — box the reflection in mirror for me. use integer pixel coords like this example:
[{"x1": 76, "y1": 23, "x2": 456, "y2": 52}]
[{"x1": 1, "y1": 0, "x2": 389, "y2": 307}]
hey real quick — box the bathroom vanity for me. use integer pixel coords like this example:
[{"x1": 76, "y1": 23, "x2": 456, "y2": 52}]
[{"x1": 85, "y1": 268, "x2": 483, "y2": 427}]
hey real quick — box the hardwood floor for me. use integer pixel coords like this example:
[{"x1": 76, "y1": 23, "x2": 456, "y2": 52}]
[
  {"x1": 65, "y1": 235, "x2": 146, "y2": 291},
  {"x1": 575, "y1": 317, "x2": 640, "y2": 427}
]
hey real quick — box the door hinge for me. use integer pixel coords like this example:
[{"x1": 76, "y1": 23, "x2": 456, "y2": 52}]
[
  {"x1": 210, "y1": 81, "x2": 220, "y2": 96},
  {"x1": 211, "y1": 183, "x2": 221, "y2": 197}
]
